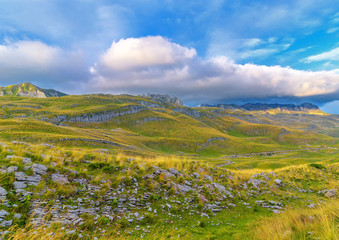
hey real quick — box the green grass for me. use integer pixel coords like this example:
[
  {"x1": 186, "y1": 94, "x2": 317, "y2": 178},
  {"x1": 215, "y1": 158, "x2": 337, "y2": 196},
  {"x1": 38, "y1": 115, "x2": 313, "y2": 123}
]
[{"x1": 0, "y1": 94, "x2": 337, "y2": 239}]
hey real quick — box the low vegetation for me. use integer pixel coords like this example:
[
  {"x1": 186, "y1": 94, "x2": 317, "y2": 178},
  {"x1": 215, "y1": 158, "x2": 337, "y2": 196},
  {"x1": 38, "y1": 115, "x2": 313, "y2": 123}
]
[{"x1": 0, "y1": 92, "x2": 337, "y2": 239}]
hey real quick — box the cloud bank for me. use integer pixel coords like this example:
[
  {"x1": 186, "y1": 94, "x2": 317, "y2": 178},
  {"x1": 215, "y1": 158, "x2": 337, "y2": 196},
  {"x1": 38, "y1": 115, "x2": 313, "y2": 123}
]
[
  {"x1": 0, "y1": 37, "x2": 338, "y2": 106},
  {"x1": 88, "y1": 36, "x2": 339, "y2": 105}
]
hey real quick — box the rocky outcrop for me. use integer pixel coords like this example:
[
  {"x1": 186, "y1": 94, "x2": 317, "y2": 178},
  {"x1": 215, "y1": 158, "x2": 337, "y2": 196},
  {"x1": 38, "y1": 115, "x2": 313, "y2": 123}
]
[
  {"x1": 173, "y1": 108, "x2": 202, "y2": 118},
  {"x1": 144, "y1": 94, "x2": 183, "y2": 106},
  {"x1": 44, "y1": 105, "x2": 146, "y2": 124}
]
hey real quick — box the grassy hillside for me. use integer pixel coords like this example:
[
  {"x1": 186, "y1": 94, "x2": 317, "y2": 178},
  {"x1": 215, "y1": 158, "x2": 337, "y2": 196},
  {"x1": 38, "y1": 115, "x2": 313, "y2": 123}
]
[
  {"x1": 0, "y1": 94, "x2": 337, "y2": 239},
  {"x1": 0, "y1": 94, "x2": 336, "y2": 158}
]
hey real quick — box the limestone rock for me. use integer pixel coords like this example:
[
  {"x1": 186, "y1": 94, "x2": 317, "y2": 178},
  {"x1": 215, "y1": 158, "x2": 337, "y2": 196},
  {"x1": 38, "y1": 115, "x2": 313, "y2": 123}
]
[
  {"x1": 203, "y1": 175, "x2": 213, "y2": 182},
  {"x1": 22, "y1": 157, "x2": 32, "y2": 165},
  {"x1": 248, "y1": 179, "x2": 264, "y2": 188},
  {"x1": 274, "y1": 179, "x2": 283, "y2": 186},
  {"x1": 13, "y1": 181, "x2": 27, "y2": 189},
  {"x1": 169, "y1": 168, "x2": 180, "y2": 175},
  {"x1": 13, "y1": 213, "x2": 22, "y2": 219},
  {"x1": 32, "y1": 164, "x2": 47, "y2": 175},
  {"x1": 7, "y1": 166, "x2": 18, "y2": 173},
  {"x1": 0, "y1": 210, "x2": 8, "y2": 218},
  {"x1": 323, "y1": 189, "x2": 336, "y2": 198},
  {"x1": 0, "y1": 220, "x2": 12, "y2": 227},
  {"x1": 0, "y1": 187, "x2": 7, "y2": 198},
  {"x1": 51, "y1": 174, "x2": 69, "y2": 184}
]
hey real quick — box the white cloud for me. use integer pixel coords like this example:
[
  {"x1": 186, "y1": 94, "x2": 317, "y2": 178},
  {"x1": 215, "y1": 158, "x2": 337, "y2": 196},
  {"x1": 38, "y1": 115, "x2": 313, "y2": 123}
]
[
  {"x1": 239, "y1": 48, "x2": 279, "y2": 59},
  {"x1": 0, "y1": 40, "x2": 86, "y2": 90},
  {"x1": 305, "y1": 47, "x2": 339, "y2": 62},
  {"x1": 243, "y1": 38, "x2": 263, "y2": 47},
  {"x1": 268, "y1": 37, "x2": 277, "y2": 43},
  {"x1": 98, "y1": 36, "x2": 196, "y2": 71},
  {"x1": 88, "y1": 36, "x2": 339, "y2": 104},
  {"x1": 326, "y1": 27, "x2": 339, "y2": 33},
  {"x1": 0, "y1": 41, "x2": 61, "y2": 69}
]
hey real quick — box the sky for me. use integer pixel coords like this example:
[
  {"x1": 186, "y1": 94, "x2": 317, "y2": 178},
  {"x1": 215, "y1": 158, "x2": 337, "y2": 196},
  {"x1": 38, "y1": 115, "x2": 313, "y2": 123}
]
[{"x1": 0, "y1": 0, "x2": 339, "y2": 112}]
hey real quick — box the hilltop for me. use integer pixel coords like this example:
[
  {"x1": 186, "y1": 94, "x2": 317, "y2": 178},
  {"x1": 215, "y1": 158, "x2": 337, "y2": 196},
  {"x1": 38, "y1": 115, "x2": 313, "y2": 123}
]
[{"x1": 0, "y1": 83, "x2": 67, "y2": 98}]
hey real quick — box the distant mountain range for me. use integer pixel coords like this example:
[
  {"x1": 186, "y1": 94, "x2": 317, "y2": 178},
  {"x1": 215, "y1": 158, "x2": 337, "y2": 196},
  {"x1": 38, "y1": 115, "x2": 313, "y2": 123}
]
[
  {"x1": 0, "y1": 83, "x2": 67, "y2": 98},
  {"x1": 0, "y1": 83, "x2": 322, "y2": 114},
  {"x1": 201, "y1": 103, "x2": 320, "y2": 112}
]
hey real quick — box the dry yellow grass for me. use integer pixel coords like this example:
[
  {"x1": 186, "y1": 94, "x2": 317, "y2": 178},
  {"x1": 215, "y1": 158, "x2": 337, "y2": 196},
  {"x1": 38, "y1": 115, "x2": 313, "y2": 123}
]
[{"x1": 250, "y1": 200, "x2": 339, "y2": 240}]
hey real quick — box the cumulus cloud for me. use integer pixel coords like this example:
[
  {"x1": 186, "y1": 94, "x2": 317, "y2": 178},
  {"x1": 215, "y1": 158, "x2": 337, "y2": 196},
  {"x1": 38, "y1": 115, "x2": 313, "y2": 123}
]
[
  {"x1": 0, "y1": 40, "x2": 86, "y2": 90},
  {"x1": 305, "y1": 47, "x2": 339, "y2": 62},
  {"x1": 96, "y1": 36, "x2": 196, "y2": 71},
  {"x1": 88, "y1": 36, "x2": 339, "y2": 104}
]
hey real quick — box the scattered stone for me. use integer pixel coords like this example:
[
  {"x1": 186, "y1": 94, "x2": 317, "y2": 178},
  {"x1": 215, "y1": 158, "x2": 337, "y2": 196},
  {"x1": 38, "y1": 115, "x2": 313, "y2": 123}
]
[
  {"x1": 0, "y1": 220, "x2": 12, "y2": 227},
  {"x1": 323, "y1": 189, "x2": 336, "y2": 198},
  {"x1": 22, "y1": 157, "x2": 32, "y2": 165},
  {"x1": 13, "y1": 213, "x2": 22, "y2": 219},
  {"x1": 12, "y1": 141, "x2": 30, "y2": 146},
  {"x1": 32, "y1": 164, "x2": 47, "y2": 175},
  {"x1": 248, "y1": 179, "x2": 264, "y2": 188},
  {"x1": 68, "y1": 169, "x2": 78, "y2": 175},
  {"x1": 24, "y1": 166, "x2": 31, "y2": 171},
  {"x1": 0, "y1": 210, "x2": 9, "y2": 218},
  {"x1": 15, "y1": 172, "x2": 27, "y2": 181},
  {"x1": 26, "y1": 175, "x2": 42, "y2": 186},
  {"x1": 203, "y1": 175, "x2": 213, "y2": 181},
  {"x1": 213, "y1": 183, "x2": 226, "y2": 193},
  {"x1": 169, "y1": 168, "x2": 179, "y2": 175},
  {"x1": 143, "y1": 174, "x2": 154, "y2": 179},
  {"x1": 40, "y1": 143, "x2": 55, "y2": 148},
  {"x1": 176, "y1": 184, "x2": 193, "y2": 193},
  {"x1": 192, "y1": 172, "x2": 200, "y2": 178},
  {"x1": 274, "y1": 179, "x2": 283, "y2": 186},
  {"x1": 0, "y1": 187, "x2": 7, "y2": 199},
  {"x1": 51, "y1": 174, "x2": 69, "y2": 184},
  {"x1": 13, "y1": 181, "x2": 27, "y2": 189},
  {"x1": 66, "y1": 230, "x2": 76, "y2": 235},
  {"x1": 7, "y1": 166, "x2": 18, "y2": 173}
]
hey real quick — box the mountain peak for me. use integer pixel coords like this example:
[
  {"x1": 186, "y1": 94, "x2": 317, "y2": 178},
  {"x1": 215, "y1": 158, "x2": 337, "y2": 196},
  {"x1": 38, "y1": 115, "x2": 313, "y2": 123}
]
[{"x1": 0, "y1": 83, "x2": 67, "y2": 98}]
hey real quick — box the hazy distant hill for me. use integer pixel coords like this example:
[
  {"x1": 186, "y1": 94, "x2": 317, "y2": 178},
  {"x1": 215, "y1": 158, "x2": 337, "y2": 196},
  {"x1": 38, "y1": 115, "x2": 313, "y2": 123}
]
[
  {"x1": 0, "y1": 82, "x2": 67, "y2": 98},
  {"x1": 201, "y1": 102, "x2": 320, "y2": 113}
]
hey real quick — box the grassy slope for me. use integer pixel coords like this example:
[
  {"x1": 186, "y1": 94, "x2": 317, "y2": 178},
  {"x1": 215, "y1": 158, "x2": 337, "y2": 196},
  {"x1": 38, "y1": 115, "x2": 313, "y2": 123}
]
[
  {"x1": 0, "y1": 95, "x2": 337, "y2": 239},
  {"x1": 0, "y1": 94, "x2": 336, "y2": 158}
]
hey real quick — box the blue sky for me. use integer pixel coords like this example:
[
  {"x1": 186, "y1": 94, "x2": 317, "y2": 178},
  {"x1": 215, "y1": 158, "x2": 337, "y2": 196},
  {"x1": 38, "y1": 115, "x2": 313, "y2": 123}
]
[{"x1": 0, "y1": 0, "x2": 339, "y2": 112}]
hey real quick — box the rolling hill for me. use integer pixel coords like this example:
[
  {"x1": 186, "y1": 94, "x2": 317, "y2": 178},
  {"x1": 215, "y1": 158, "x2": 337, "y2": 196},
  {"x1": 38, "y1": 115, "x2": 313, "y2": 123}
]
[{"x1": 0, "y1": 84, "x2": 337, "y2": 239}]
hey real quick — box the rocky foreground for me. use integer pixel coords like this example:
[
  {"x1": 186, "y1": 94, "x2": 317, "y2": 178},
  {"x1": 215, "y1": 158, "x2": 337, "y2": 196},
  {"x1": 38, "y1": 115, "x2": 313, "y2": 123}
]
[{"x1": 0, "y1": 141, "x2": 337, "y2": 239}]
